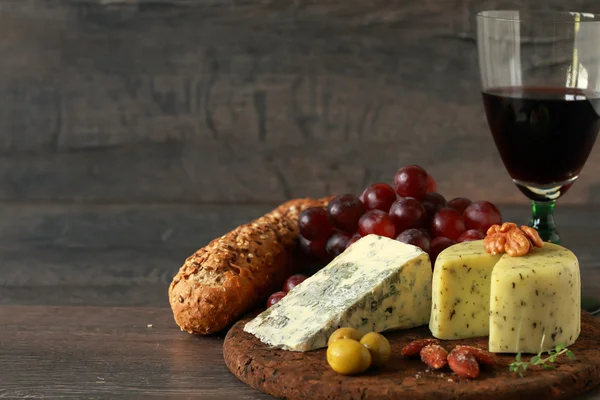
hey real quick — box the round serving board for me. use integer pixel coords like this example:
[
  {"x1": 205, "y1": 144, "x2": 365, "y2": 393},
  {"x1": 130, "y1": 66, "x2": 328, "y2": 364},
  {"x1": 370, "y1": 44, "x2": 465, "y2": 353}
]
[{"x1": 224, "y1": 312, "x2": 600, "y2": 400}]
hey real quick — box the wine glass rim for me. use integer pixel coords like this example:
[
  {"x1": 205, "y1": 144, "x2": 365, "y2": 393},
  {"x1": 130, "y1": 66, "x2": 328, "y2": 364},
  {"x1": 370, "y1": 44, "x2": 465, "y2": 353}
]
[{"x1": 477, "y1": 10, "x2": 600, "y2": 23}]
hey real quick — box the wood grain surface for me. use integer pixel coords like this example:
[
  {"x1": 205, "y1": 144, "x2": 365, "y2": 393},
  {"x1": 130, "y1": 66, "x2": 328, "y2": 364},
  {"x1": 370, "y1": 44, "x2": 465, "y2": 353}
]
[
  {"x1": 0, "y1": 203, "x2": 598, "y2": 399},
  {"x1": 0, "y1": 306, "x2": 597, "y2": 399},
  {"x1": 224, "y1": 313, "x2": 600, "y2": 400},
  {"x1": 0, "y1": 0, "x2": 599, "y2": 204},
  {"x1": 0, "y1": 306, "x2": 274, "y2": 399},
  {"x1": 0, "y1": 306, "x2": 596, "y2": 400},
  {"x1": 0, "y1": 1, "x2": 598, "y2": 397},
  {"x1": 0, "y1": 204, "x2": 598, "y2": 307}
]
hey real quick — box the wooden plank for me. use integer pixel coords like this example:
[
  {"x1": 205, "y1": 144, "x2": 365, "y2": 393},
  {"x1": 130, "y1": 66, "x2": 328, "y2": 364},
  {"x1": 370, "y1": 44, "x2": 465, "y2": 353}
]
[
  {"x1": 0, "y1": 1, "x2": 597, "y2": 203},
  {"x1": 2, "y1": 247, "x2": 596, "y2": 307},
  {"x1": 0, "y1": 204, "x2": 598, "y2": 307},
  {"x1": 0, "y1": 284, "x2": 169, "y2": 307},
  {"x1": 0, "y1": 248, "x2": 181, "y2": 287},
  {"x1": 0, "y1": 306, "x2": 273, "y2": 399},
  {"x1": 0, "y1": 203, "x2": 597, "y2": 251},
  {"x1": 0, "y1": 305, "x2": 598, "y2": 399},
  {"x1": 1, "y1": 139, "x2": 599, "y2": 204},
  {"x1": 0, "y1": 203, "x2": 273, "y2": 250}
]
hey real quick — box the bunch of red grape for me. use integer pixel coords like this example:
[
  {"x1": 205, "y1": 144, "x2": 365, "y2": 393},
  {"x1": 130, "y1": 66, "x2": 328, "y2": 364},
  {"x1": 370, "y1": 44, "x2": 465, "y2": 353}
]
[
  {"x1": 297, "y1": 165, "x2": 502, "y2": 266},
  {"x1": 266, "y1": 274, "x2": 308, "y2": 308}
]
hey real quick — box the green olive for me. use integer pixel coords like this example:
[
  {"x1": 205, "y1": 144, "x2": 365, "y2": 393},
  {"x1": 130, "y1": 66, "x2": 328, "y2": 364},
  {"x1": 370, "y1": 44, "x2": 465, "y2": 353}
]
[
  {"x1": 326, "y1": 338, "x2": 372, "y2": 375},
  {"x1": 328, "y1": 327, "x2": 363, "y2": 346},
  {"x1": 359, "y1": 332, "x2": 391, "y2": 367}
]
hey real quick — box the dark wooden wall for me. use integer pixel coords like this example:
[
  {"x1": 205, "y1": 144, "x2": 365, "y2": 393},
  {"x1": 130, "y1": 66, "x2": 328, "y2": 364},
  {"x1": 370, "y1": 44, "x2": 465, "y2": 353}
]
[
  {"x1": 1, "y1": 0, "x2": 600, "y2": 306},
  {"x1": 1, "y1": 0, "x2": 599, "y2": 206}
]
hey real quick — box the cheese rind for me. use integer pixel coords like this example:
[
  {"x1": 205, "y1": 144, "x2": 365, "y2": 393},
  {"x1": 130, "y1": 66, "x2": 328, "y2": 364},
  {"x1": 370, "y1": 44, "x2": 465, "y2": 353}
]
[
  {"x1": 429, "y1": 240, "x2": 501, "y2": 339},
  {"x1": 243, "y1": 235, "x2": 432, "y2": 351},
  {"x1": 489, "y1": 243, "x2": 581, "y2": 353}
]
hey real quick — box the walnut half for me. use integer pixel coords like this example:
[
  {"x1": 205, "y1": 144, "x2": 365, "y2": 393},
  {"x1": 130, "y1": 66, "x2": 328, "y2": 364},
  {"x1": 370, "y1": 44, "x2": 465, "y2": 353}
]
[{"x1": 483, "y1": 223, "x2": 543, "y2": 257}]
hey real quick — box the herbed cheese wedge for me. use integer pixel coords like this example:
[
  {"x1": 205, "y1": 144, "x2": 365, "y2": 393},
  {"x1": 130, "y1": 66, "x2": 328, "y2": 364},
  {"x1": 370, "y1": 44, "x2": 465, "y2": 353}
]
[
  {"x1": 243, "y1": 234, "x2": 432, "y2": 351},
  {"x1": 429, "y1": 240, "x2": 581, "y2": 354},
  {"x1": 489, "y1": 243, "x2": 581, "y2": 353},
  {"x1": 429, "y1": 240, "x2": 502, "y2": 339}
]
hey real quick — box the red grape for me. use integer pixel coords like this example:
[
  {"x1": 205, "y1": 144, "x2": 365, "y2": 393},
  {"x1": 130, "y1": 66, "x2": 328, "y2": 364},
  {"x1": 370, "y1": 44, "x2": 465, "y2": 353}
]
[
  {"x1": 299, "y1": 236, "x2": 328, "y2": 260},
  {"x1": 430, "y1": 208, "x2": 466, "y2": 241},
  {"x1": 283, "y1": 274, "x2": 308, "y2": 292},
  {"x1": 418, "y1": 228, "x2": 432, "y2": 239},
  {"x1": 327, "y1": 194, "x2": 366, "y2": 233},
  {"x1": 267, "y1": 291, "x2": 287, "y2": 308},
  {"x1": 426, "y1": 175, "x2": 437, "y2": 193},
  {"x1": 457, "y1": 229, "x2": 486, "y2": 243},
  {"x1": 358, "y1": 210, "x2": 396, "y2": 238},
  {"x1": 389, "y1": 197, "x2": 427, "y2": 232},
  {"x1": 421, "y1": 192, "x2": 447, "y2": 220},
  {"x1": 326, "y1": 231, "x2": 351, "y2": 258},
  {"x1": 345, "y1": 233, "x2": 362, "y2": 249},
  {"x1": 430, "y1": 237, "x2": 457, "y2": 264},
  {"x1": 396, "y1": 228, "x2": 431, "y2": 253},
  {"x1": 447, "y1": 197, "x2": 472, "y2": 214},
  {"x1": 361, "y1": 183, "x2": 397, "y2": 212},
  {"x1": 298, "y1": 207, "x2": 333, "y2": 241},
  {"x1": 463, "y1": 201, "x2": 502, "y2": 233},
  {"x1": 393, "y1": 165, "x2": 429, "y2": 199}
]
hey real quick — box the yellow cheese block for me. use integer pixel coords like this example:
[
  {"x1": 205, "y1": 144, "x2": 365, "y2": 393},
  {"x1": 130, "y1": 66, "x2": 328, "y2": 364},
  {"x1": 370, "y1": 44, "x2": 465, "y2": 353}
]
[
  {"x1": 430, "y1": 241, "x2": 501, "y2": 339},
  {"x1": 489, "y1": 243, "x2": 581, "y2": 353},
  {"x1": 429, "y1": 240, "x2": 581, "y2": 354}
]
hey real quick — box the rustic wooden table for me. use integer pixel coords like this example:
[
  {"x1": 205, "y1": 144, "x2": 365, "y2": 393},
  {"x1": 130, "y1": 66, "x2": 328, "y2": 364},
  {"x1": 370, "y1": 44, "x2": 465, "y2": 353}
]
[
  {"x1": 0, "y1": 205, "x2": 598, "y2": 399},
  {"x1": 0, "y1": 0, "x2": 598, "y2": 398}
]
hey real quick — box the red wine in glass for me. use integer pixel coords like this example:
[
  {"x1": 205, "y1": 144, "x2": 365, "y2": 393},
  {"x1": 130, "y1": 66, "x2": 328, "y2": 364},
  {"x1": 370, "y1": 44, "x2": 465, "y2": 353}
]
[
  {"x1": 477, "y1": 11, "x2": 600, "y2": 244},
  {"x1": 483, "y1": 86, "x2": 600, "y2": 203},
  {"x1": 477, "y1": 10, "x2": 600, "y2": 313}
]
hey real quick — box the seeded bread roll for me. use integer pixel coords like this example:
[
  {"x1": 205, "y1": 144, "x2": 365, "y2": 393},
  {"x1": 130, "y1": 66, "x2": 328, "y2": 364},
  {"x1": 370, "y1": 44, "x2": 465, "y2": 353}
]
[{"x1": 169, "y1": 197, "x2": 331, "y2": 335}]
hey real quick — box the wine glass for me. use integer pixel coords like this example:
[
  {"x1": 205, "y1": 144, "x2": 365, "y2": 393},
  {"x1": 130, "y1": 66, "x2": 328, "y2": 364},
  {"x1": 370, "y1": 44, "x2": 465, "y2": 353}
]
[{"x1": 477, "y1": 10, "x2": 600, "y2": 243}]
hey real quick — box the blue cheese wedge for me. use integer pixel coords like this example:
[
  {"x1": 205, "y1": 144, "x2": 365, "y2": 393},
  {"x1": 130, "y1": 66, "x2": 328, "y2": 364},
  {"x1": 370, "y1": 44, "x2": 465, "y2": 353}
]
[{"x1": 243, "y1": 235, "x2": 432, "y2": 351}]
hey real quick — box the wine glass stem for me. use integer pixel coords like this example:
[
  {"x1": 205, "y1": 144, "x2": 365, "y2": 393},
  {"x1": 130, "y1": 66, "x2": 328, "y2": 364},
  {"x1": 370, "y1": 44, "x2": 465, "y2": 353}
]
[{"x1": 529, "y1": 200, "x2": 560, "y2": 243}]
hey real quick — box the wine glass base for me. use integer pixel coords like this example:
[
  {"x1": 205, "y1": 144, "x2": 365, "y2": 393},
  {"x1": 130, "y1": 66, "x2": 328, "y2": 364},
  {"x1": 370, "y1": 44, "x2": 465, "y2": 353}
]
[
  {"x1": 528, "y1": 220, "x2": 560, "y2": 243},
  {"x1": 526, "y1": 199, "x2": 560, "y2": 244},
  {"x1": 513, "y1": 177, "x2": 577, "y2": 202}
]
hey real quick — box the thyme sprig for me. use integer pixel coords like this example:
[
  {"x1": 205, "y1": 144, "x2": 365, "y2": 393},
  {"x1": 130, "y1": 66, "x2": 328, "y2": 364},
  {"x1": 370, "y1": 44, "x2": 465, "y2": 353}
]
[{"x1": 509, "y1": 343, "x2": 575, "y2": 377}]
